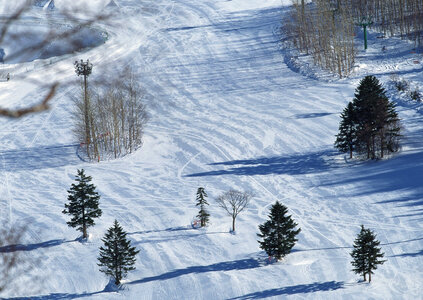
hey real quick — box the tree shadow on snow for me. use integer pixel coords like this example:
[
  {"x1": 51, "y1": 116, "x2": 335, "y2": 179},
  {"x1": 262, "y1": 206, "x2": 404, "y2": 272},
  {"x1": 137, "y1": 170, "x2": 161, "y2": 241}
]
[
  {"x1": 0, "y1": 238, "x2": 77, "y2": 253},
  {"x1": 391, "y1": 249, "x2": 423, "y2": 258},
  {"x1": 292, "y1": 112, "x2": 335, "y2": 119},
  {"x1": 7, "y1": 278, "x2": 122, "y2": 300},
  {"x1": 185, "y1": 150, "x2": 338, "y2": 177},
  {"x1": 128, "y1": 226, "x2": 192, "y2": 235},
  {"x1": 319, "y1": 150, "x2": 423, "y2": 217},
  {"x1": 129, "y1": 258, "x2": 263, "y2": 285},
  {"x1": 6, "y1": 289, "x2": 109, "y2": 300},
  {"x1": 228, "y1": 281, "x2": 345, "y2": 299},
  {"x1": 0, "y1": 144, "x2": 83, "y2": 172}
]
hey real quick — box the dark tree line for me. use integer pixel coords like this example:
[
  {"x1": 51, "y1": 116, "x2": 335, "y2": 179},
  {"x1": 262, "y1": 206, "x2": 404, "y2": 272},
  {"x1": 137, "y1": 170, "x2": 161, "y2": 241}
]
[{"x1": 335, "y1": 75, "x2": 401, "y2": 159}]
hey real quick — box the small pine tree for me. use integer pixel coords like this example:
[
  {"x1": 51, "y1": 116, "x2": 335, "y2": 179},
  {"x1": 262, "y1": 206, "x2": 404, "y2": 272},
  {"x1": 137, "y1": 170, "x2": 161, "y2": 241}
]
[
  {"x1": 62, "y1": 169, "x2": 102, "y2": 239},
  {"x1": 195, "y1": 187, "x2": 210, "y2": 227},
  {"x1": 257, "y1": 201, "x2": 301, "y2": 260},
  {"x1": 335, "y1": 101, "x2": 356, "y2": 159},
  {"x1": 98, "y1": 220, "x2": 140, "y2": 285},
  {"x1": 350, "y1": 225, "x2": 386, "y2": 282}
]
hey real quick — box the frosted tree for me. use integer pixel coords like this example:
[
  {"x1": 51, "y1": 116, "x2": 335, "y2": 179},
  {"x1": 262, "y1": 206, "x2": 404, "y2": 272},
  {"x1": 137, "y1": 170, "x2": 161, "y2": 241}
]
[
  {"x1": 195, "y1": 187, "x2": 210, "y2": 227},
  {"x1": 62, "y1": 169, "x2": 102, "y2": 239},
  {"x1": 98, "y1": 220, "x2": 140, "y2": 285},
  {"x1": 216, "y1": 189, "x2": 252, "y2": 232},
  {"x1": 350, "y1": 225, "x2": 386, "y2": 282},
  {"x1": 257, "y1": 201, "x2": 301, "y2": 260}
]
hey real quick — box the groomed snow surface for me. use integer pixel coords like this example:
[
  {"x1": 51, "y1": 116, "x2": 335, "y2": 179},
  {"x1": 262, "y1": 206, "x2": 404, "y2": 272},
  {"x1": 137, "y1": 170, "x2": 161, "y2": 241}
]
[{"x1": 0, "y1": 0, "x2": 422, "y2": 299}]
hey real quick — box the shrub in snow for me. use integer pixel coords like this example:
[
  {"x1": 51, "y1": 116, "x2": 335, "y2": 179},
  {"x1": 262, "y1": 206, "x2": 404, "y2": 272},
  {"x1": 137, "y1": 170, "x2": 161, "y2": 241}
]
[
  {"x1": 98, "y1": 220, "x2": 139, "y2": 285},
  {"x1": 62, "y1": 169, "x2": 102, "y2": 239},
  {"x1": 409, "y1": 87, "x2": 422, "y2": 101},
  {"x1": 257, "y1": 201, "x2": 301, "y2": 260},
  {"x1": 394, "y1": 79, "x2": 409, "y2": 92},
  {"x1": 350, "y1": 225, "x2": 386, "y2": 283}
]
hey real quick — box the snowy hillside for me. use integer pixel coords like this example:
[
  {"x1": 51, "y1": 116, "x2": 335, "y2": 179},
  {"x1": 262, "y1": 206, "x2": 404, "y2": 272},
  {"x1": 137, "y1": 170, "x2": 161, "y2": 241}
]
[{"x1": 1, "y1": 0, "x2": 422, "y2": 299}]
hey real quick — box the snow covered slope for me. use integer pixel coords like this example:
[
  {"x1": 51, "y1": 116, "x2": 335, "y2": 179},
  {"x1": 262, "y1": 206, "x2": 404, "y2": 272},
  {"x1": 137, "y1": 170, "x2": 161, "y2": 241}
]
[{"x1": 1, "y1": 0, "x2": 422, "y2": 299}]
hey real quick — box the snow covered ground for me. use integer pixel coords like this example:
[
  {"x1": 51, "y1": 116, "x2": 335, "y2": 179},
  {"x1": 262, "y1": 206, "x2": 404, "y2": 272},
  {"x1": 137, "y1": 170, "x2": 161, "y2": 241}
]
[{"x1": 0, "y1": 0, "x2": 422, "y2": 299}]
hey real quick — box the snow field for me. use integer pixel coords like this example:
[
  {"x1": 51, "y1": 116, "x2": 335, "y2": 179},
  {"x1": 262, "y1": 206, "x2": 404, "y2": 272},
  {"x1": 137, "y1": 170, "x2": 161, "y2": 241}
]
[{"x1": 0, "y1": 0, "x2": 422, "y2": 299}]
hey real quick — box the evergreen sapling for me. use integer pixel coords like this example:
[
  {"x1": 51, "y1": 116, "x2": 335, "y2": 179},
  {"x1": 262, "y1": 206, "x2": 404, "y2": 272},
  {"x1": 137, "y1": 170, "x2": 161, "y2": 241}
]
[
  {"x1": 350, "y1": 225, "x2": 386, "y2": 282},
  {"x1": 98, "y1": 220, "x2": 140, "y2": 285},
  {"x1": 195, "y1": 187, "x2": 210, "y2": 227},
  {"x1": 62, "y1": 169, "x2": 102, "y2": 239},
  {"x1": 257, "y1": 201, "x2": 301, "y2": 260}
]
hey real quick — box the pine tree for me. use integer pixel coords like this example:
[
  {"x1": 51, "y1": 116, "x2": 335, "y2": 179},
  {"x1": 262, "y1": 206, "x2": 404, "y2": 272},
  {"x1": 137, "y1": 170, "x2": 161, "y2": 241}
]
[
  {"x1": 257, "y1": 201, "x2": 301, "y2": 260},
  {"x1": 98, "y1": 220, "x2": 140, "y2": 285},
  {"x1": 62, "y1": 169, "x2": 102, "y2": 239},
  {"x1": 336, "y1": 75, "x2": 401, "y2": 159},
  {"x1": 335, "y1": 101, "x2": 356, "y2": 158},
  {"x1": 350, "y1": 225, "x2": 386, "y2": 282},
  {"x1": 195, "y1": 187, "x2": 210, "y2": 227}
]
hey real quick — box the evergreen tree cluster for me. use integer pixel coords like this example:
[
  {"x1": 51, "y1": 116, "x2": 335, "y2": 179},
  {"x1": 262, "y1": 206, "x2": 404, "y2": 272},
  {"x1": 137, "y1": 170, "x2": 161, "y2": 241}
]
[
  {"x1": 257, "y1": 202, "x2": 386, "y2": 283},
  {"x1": 61, "y1": 172, "x2": 387, "y2": 287},
  {"x1": 335, "y1": 76, "x2": 401, "y2": 159},
  {"x1": 63, "y1": 169, "x2": 139, "y2": 286}
]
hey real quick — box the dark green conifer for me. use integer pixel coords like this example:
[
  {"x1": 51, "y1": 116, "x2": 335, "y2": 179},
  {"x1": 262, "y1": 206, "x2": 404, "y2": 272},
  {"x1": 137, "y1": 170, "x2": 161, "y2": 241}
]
[
  {"x1": 196, "y1": 187, "x2": 210, "y2": 227},
  {"x1": 335, "y1": 75, "x2": 401, "y2": 159},
  {"x1": 62, "y1": 169, "x2": 102, "y2": 239},
  {"x1": 257, "y1": 201, "x2": 301, "y2": 260},
  {"x1": 350, "y1": 225, "x2": 386, "y2": 282},
  {"x1": 335, "y1": 101, "x2": 356, "y2": 158},
  {"x1": 98, "y1": 220, "x2": 140, "y2": 285}
]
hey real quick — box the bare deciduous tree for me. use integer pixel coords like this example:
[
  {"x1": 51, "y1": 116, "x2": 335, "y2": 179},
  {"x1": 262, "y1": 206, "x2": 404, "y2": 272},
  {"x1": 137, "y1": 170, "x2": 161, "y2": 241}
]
[
  {"x1": 285, "y1": 0, "x2": 423, "y2": 77},
  {"x1": 216, "y1": 189, "x2": 253, "y2": 232},
  {"x1": 73, "y1": 69, "x2": 149, "y2": 160}
]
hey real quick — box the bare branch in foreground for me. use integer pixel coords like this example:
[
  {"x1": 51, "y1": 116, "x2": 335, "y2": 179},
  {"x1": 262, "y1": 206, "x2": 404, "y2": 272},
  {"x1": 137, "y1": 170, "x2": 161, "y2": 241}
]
[{"x1": 0, "y1": 82, "x2": 58, "y2": 118}]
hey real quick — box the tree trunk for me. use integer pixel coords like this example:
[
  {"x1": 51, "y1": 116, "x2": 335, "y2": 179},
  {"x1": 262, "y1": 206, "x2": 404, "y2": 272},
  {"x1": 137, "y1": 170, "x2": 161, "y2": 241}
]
[
  {"x1": 368, "y1": 271, "x2": 371, "y2": 282},
  {"x1": 363, "y1": 272, "x2": 366, "y2": 282},
  {"x1": 84, "y1": 75, "x2": 91, "y2": 159},
  {"x1": 232, "y1": 216, "x2": 236, "y2": 232},
  {"x1": 82, "y1": 208, "x2": 87, "y2": 239},
  {"x1": 114, "y1": 242, "x2": 120, "y2": 285}
]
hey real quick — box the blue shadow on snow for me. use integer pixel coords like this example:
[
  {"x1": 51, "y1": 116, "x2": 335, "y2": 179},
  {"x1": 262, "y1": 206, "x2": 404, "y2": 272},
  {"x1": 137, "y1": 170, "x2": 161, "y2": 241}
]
[
  {"x1": 228, "y1": 281, "x2": 345, "y2": 299},
  {"x1": 185, "y1": 150, "x2": 338, "y2": 177},
  {"x1": 0, "y1": 238, "x2": 76, "y2": 253},
  {"x1": 129, "y1": 258, "x2": 262, "y2": 285}
]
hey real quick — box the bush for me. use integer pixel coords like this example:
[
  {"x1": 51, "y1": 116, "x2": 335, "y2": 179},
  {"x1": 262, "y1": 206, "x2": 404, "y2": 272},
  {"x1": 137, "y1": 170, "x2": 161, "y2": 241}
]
[
  {"x1": 409, "y1": 87, "x2": 422, "y2": 101},
  {"x1": 394, "y1": 79, "x2": 409, "y2": 92}
]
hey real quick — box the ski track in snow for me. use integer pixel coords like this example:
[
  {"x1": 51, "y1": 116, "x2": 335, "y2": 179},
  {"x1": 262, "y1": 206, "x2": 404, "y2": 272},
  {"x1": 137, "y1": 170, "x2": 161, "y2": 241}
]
[{"x1": 1, "y1": 0, "x2": 423, "y2": 299}]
